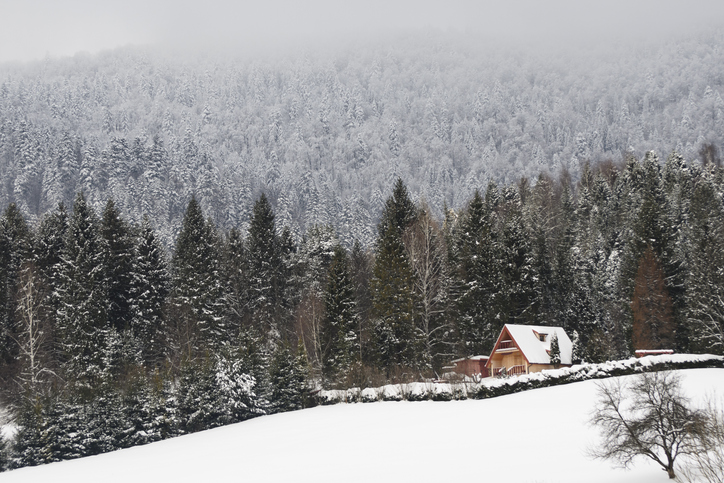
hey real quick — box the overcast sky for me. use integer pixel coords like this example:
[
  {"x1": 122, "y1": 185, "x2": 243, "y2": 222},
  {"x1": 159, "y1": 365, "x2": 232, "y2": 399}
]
[{"x1": 2, "y1": 0, "x2": 724, "y2": 63}]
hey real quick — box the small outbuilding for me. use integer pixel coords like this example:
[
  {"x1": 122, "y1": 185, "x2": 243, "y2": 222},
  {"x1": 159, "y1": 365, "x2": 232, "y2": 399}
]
[
  {"x1": 486, "y1": 324, "x2": 572, "y2": 377},
  {"x1": 450, "y1": 355, "x2": 489, "y2": 378}
]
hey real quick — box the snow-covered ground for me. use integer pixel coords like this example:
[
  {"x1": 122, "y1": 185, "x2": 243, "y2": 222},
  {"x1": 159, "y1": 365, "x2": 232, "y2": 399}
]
[{"x1": 3, "y1": 368, "x2": 723, "y2": 483}]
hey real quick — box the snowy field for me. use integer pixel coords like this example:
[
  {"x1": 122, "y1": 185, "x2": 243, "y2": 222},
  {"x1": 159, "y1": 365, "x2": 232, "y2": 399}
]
[{"x1": 3, "y1": 368, "x2": 723, "y2": 483}]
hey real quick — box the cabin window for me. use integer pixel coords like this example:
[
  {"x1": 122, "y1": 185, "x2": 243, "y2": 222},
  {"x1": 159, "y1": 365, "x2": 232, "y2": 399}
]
[{"x1": 538, "y1": 333, "x2": 547, "y2": 342}]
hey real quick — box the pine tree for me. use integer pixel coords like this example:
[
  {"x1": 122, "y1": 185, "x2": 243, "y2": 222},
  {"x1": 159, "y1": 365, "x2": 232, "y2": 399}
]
[
  {"x1": 268, "y1": 341, "x2": 309, "y2": 413},
  {"x1": 370, "y1": 179, "x2": 419, "y2": 376},
  {"x1": 34, "y1": 203, "x2": 68, "y2": 287},
  {"x1": 246, "y1": 193, "x2": 286, "y2": 337},
  {"x1": 549, "y1": 332, "x2": 561, "y2": 368},
  {"x1": 371, "y1": 218, "x2": 418, "y2": 376},
  {"x1": 499, "y1": 187, "x2": 537, "y2": 326},
  {"x1": 129, "y1": 216, "x2": 170, "y2": 366},
  {"x1": 456, "y1": 189, "x2": 501, "y2": 355},
  {"x1": 175, "y1": 358, "x2": 221, "y2": 434},
  {"x1": 686, "y1": 171, "x2": 724, "y2": 354},
  {"x1": 0, "y1": 203, "x2": 33, "y2": 370},
  {"x1": 377, "y1": 178, "x2": 417, "y2": 244},
  {"x1": 56, "y1": 193, "x2": 111, "y2": 390},
  {"x1": 168, "y1": 197, "x2": 226, "y2": 362},
  {"x1": 221, "y1": 227, "x2": 248, "y2": 335},
  {"x1": 320, "y1": 245, "x2": 359, "y2": 384},
  {"x1": 101, "y1": 199, "x2": 135, "y2": 334}
]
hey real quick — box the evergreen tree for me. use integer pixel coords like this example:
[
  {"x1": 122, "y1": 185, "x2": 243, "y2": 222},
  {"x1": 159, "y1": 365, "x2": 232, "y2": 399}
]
[
  {"x1": 686, "y1": 171, "x2": 724, "y2": 354},
  {"x1": 370, "y1": 179, "x2": 420, "y2": 376},
  {"x1": 101, "y1": 199, "x2": 135, "y2": 334},
  {"x1": 0, "y1": 203, "x2": 33, "y2": 370},
  {"x1": 376, "y1": 178, "x2": 417, "y2": 244},
  {"x1": 168, "y1": 197, "x2": 226, "y2": 362},
  {"x1": 456, "y1": 189, "x2": 501, "y2": 355},
  {"x1": 221, "y1": 227, "x2": 248, "y2": 335},
  {"x1": 268, "y1": 341, "x2": 310, "y2": 413},
  {"x1": 549, "y1": 332, "x2": 561, "y2": 368},
  {"x1": 320, "y1": 245, "x2": 359, "y2": 384},
  {"x1": 499, "y1": 186, "x2": 537, "y2": 326},
  {"x1": 622, "y1": 152, "x2": 677, "y2": 343},
  {"x1": 129, "y1": 216, "x2": 170, "y2": 366},
  {"x1": 246, "y1": 193, "x2": 286, "y2": 337},
  {"x1": 370, "y1": 219, "x2": 418, "y2": 376},
  {"x1": 33, "y1": 203, "x2": 68, "y2": 287},
  {"x1": 56, "y1": 193, "x2": 112, "y2": 390},
  {"x1": 172, "y1": 359, "x2": 220, "y2": 434},
  {"x1": 176, "y1": 348, "x2": 265, "y2": 434}
]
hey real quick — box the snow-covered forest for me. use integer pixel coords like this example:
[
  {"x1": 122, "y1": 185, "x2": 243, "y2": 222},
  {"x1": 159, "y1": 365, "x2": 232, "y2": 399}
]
[
  {"x1": 1, "y1": 25, "x2": 724, "y2": 473},
  {"x1": 1, "y1": 146, "x2": 724, "y2": 469},
  {"x1": 1, "y1": 29, "x2": 723, "y2": 245}
]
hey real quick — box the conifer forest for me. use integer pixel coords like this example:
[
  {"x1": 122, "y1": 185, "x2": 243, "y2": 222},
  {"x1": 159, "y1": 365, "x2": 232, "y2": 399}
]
[{"x1": 1, "y1": 27, "x2": 724, "y2": 470}]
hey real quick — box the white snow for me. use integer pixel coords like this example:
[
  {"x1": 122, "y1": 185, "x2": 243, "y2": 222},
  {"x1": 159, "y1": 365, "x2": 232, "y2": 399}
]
[{"x1": 2, "y1": 368, "x2": 722, "y2": 483}]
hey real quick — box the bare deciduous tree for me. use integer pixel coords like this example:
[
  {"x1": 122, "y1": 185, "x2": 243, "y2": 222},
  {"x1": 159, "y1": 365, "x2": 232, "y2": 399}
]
[
  {"x1": 13, "y1": 262, "x2": 58, "y2": 399},
  {"x1": 589, "y1": 371, "x2": 707, "y2": 479},
  {"x1": 680, "y1": 398, "x2": 724, "y2": 483},
  {"x1": 403, "y1": 202, "x2": 453, "y2": 373}
]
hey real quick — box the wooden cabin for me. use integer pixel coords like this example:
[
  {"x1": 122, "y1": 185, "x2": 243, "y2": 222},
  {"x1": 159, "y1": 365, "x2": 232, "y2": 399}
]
[
  {"x1": 450, "y1": 355, "x2": 489, "y2": 378},
  {"x1": 486, "y1": 324, "x2": 572, "y2": 377}
]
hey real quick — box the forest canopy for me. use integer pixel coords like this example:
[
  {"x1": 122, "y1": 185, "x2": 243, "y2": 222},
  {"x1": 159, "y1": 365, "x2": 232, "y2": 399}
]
[{"x1": 0, "y1": 29, "x2": 722, "y2": 246}]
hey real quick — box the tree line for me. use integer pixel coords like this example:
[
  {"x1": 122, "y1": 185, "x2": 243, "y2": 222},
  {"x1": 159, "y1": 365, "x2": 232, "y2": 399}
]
[{"x1": 1, "y1": 148, "x2": 724, "y2": 469}]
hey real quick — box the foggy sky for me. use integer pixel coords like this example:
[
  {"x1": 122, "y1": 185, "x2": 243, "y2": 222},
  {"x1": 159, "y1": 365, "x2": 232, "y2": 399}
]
[{"x1": 2, "y1": 0, "x2": 724, "y2": 63}]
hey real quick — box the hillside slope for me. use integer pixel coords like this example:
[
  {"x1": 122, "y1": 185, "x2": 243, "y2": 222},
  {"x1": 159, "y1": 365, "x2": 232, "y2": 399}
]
[{"x1": 4, "y1": 368, "x2": 722, "y2": 483}]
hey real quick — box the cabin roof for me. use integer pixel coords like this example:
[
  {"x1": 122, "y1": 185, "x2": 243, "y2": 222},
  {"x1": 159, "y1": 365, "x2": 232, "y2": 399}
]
[{"x1": 490, "y1": 324, "x2": 573, "y2": 366}]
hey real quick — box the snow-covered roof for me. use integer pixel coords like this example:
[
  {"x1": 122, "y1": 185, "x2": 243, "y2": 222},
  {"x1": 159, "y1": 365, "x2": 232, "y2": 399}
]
[
  {"x1": 452, "y1": 355, "x2": 489, "y2": 363},
  {"x1": 498, "y1": 324, "x2": 572, "y2": 365}
]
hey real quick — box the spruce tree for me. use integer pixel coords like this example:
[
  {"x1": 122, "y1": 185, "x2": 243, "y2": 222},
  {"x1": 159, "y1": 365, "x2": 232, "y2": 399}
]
[
  {"x1": 377, "y1": 178, "x2": 417, "y2": 244},
  {"x1": 221, "y1": 227, "x2": 248, "y2": 335},
  {"x1": 499, "y1": 187, "x2": 537, "y2": 326},
  {"x1": 370, "y1": 179, "x2": 422, "y2": 376},
  {"x1": 320, "y1": 244, "x2": 359, "y2": 384},
  {"x1": 246, "y1": 193, "x2": 286, "y2": 336},
  {"x1": 549, "y1": 332, "x2": 561, "y2": 368},
  {"x1": 169, "y1": 197, "x2": 226, "y2": 362},
  {"x1": 0, "y1": 203, "x2": 33, "y2": 369},
  {"x1": 129, "y1": 216, "x2": 170, "y2": 366},
  {"x1": 34, "y1": 203, "x2": 68, "y2": 286},
  {"x1": 101, "y1": 199, "x2": 135, "y2": 334},
  {"x1": 56, "y1": 193, "x2": 111, "y2": 390},
  {"x1": 456, "y1": 189, "x2": 501, "y2": 355},
  {"x1": 686, "y1": 171, "x2": 724, "y2": 354},
  {"x1": 268, "y1": 341, "x2": 309, "y2": 413},
  {"x1": 370, "y1": 219, "x2": 418, "y2": 376}
]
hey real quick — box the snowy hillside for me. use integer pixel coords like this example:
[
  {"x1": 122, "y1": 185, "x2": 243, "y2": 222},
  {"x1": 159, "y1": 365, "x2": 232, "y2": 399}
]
[{"x1": 4, "y1": 368, "x2": 722, "y2": 483}]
